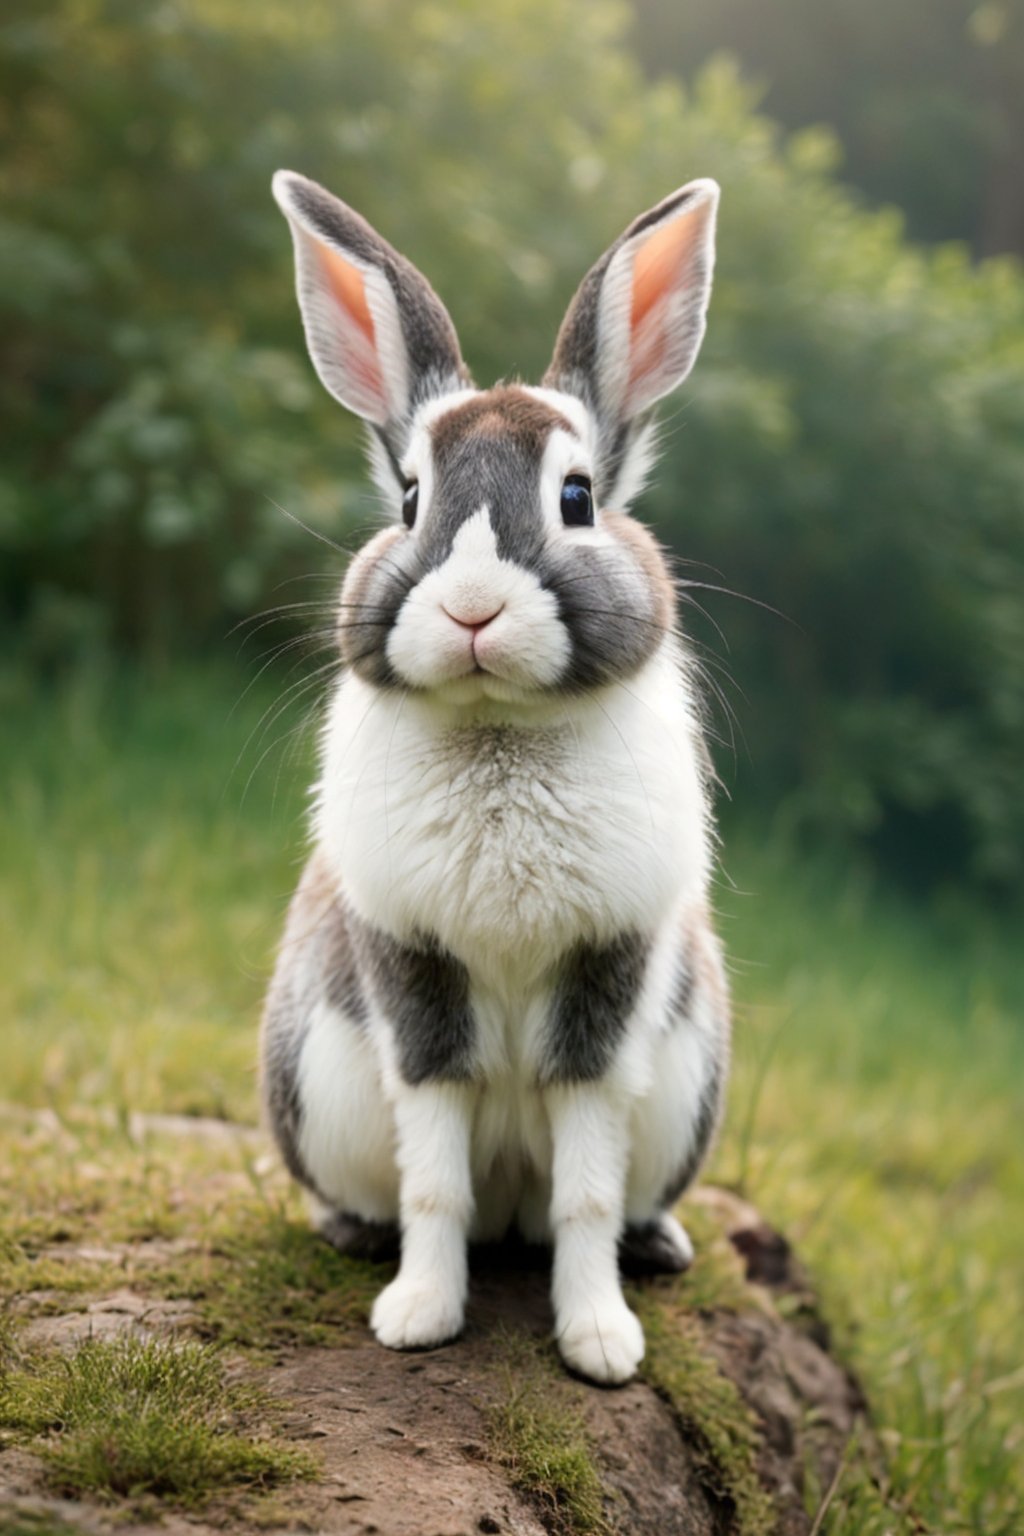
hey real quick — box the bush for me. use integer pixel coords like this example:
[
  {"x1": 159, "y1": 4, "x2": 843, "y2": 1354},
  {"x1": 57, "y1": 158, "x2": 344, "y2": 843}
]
[{"x1": 1, "y1": 1, "x2": 1021, "y2": 888}]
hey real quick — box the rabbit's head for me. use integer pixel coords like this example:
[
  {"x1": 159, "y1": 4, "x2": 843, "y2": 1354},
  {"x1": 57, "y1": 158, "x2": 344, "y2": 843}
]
[{"x1": 273, "y1": 171, "x2": 718, "y2": 704}]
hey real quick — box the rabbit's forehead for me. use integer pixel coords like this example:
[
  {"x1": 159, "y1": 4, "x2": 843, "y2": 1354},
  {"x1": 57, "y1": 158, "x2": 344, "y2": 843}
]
[{"x1": 421, "y1": 384, "x2": 588, "y2": 459}]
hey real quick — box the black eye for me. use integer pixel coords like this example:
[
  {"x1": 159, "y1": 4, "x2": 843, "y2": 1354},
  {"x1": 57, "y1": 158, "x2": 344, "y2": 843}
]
[
  {"x1": 402, "y1": 481, "x2": 419, "y2": 528},
  {"x1": 560, "y1": 474, "x2": 593, "y2": 527}
]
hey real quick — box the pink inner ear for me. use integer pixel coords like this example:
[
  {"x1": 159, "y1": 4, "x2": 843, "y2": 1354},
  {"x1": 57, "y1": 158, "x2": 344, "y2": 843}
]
[
  {"x1": 627, "y1": 208, "x2": 703, "y2": 392},
  {"x1": 630, "y1": 209, "x2": 699, "y2": 331},
  {"x1": 315, "y1": 241, "x2": 385, "y2": 404},
  {"x1": 318, "y1": 242, "x2": 375, "y2": 341}
]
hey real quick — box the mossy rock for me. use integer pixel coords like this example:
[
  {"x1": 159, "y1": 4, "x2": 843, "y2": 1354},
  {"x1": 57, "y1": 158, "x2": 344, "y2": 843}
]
[{"x1": 1, "y1": 1114, "x2": 880, "y2": 1535}]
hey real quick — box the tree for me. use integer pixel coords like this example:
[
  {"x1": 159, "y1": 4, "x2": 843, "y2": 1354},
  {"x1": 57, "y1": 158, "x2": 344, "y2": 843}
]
[
  {"x1": 2, "y1": 0, "x2": 1022, "y2": 887},
  {"x1": 629, "y1": 0, "x2": 1024, "y2": 256}
]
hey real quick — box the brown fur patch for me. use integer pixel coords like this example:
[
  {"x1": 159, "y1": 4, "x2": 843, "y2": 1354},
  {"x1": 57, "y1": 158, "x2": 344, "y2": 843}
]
[
  {"x1": 430, "y1": 386, "x2": 576, "y2": 462},
  {"x1": 686, "y1": 907, "x2": 731, "y2": 1032},
  {"x1": 337, "y1": 525, "x2": 404, "y2": 664},
  {"x1": 340, "y1": 525, "x2": 403, "y2": 617},
  {"x1": 602, "y1": 510, "x2": 676, "y2": 631}
]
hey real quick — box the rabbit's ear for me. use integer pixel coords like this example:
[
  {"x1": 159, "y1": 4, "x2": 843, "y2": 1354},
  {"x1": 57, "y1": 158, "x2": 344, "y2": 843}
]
[
  {"x1": 273, "y1": 171, "x2": 469, "y2": 436},
  {"x1": 546, "y1": 179, "x2": 719, "y2": 433}
]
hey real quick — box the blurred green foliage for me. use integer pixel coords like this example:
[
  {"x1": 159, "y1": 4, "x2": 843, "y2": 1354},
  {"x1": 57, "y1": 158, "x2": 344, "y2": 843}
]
[
  {"x1": 1, "y1": 0, "x2": 1022, "y2": 889},
  {"x1": 631, "y1": 0, "x2": 1024, "y2": 256}
]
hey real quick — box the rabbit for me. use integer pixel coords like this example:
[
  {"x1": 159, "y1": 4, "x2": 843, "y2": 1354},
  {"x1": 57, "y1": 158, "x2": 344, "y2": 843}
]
[{"x1": 260, "y1": 168, "x2": 730, "y2": 1385}]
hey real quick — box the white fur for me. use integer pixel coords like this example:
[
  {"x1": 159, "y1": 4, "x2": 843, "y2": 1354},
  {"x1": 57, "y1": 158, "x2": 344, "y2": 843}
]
[
  {"x1": 296, "y1": 999, "x2": 398, "y2": 1220},
  {"x1": 548, "y1": 1083, "x2": 646, "y2": 1382},
  {"x1": 523, "y1": 384, "x2": 593, "y2": 445},
  {"x1": 302, "y1": 640, "x2": 717, "y2": 1382},
  {"x1": 317, "y1": 642, "x2": 708, "y2": 966},
  {"x1": 371, "y1": 1080, "x2": 474, "y2": 1349}
]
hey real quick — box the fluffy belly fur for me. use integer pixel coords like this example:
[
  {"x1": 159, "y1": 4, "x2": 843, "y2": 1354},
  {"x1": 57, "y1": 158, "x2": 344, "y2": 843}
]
[{"x1": 315, "y1": 655, "x2": 710, "y2": 974}]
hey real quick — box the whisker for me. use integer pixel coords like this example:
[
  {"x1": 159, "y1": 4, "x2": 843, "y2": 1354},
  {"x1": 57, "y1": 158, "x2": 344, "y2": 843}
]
[
  {"x1": 239, "y1": 663, "x2": 337, "y2": 804},
  {"x1": 227, "y1": 649, "x2": 336, "y2": 784},
  {"x1": 264, "y1": 495, "x2": 350, "y2": 559},
  {"x1": 678, "y1": 578, "x2": 797, "y2": 629},
  {"x1": 677, "y1": 590, "x2": 732, "y2": 656},
  {"x1": 227, "y1": 629, "x2": 336, "y2": 721},
  {"x1": 228, "y1": 598, "x2": 337, "y2": 635}
]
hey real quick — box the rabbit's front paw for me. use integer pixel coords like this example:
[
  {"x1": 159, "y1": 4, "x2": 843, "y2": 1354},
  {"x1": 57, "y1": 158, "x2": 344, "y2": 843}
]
[
  {"x1": 557, "y1": 1297, "x2": 645, "y2": 1385},
  {"x1": 371, "y1": 1275, "x2": 465, "y2": 1350}
]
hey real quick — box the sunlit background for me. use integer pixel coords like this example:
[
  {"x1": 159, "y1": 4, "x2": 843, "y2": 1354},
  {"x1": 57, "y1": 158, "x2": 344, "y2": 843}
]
[{"x1": 2, "y1": 3, "x2": 1021, "y2": 1531}]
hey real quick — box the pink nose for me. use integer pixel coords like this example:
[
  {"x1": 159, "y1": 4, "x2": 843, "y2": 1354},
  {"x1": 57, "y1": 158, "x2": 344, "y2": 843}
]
[{"x1": 443, "y1": 603, "x2": 503, "y2": 633}]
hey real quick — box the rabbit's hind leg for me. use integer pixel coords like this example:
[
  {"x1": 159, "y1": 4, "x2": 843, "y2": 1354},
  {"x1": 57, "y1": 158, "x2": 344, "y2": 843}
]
[
  {"x1": 619, "y1": 1211, "x2": 694, "y2": 1275},
  {"x1": 623, "y1": 922, "x2": 729, "y2": 1274},
  {"x1": 261, "y1": 855, "x2": 401, "y2": 1234},
  {"x1": 311, "y1": 1197, "x2": 400, "y2": 1261},
  {"x1": 290, "y1": 997, "x2": 400, "y2": 1226}
]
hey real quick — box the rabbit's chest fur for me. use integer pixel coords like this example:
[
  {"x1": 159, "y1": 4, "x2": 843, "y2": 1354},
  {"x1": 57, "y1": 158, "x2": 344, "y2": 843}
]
[{"x1": 316, "y1": 648, "x2": 710, "y2": 988}]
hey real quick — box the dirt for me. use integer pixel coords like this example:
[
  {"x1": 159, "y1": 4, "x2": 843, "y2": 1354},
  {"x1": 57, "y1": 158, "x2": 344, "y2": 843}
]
[{"x1": 1, "y1": 1121, "x2": 869, "y2": 1536}]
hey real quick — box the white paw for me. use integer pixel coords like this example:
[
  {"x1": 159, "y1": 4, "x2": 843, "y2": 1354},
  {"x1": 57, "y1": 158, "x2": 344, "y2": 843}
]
[
  {"x1": 370, "y1": 1275, "x2": 465, "y2": 1350},
  {"x1": 557, "y1": 1298, "x2": 645, "y2": 1385},
  {"x1": 661, "y1": 1212, "x2": 695, "y2": 1269}
]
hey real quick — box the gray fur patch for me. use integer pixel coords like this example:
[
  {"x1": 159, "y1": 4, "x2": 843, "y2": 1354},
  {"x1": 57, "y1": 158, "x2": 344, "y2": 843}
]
[
  {"x1": 670, "y1": 952, "x2": 695, "y2": 1023},
  {"x1": 619, "y1": 1215, "x2": 692, "y2": 1276},
  {"x1": 260, "y1": 859, "x2": 368, "y2": 1197},
  {"x1": 354, "y1": 923, "x2": 475, "y2": 1085},
  {"x1": 421, "y1": 388, "x2": 572, "y2": 571},
  {"x1": 538, "y1": 539, "x2": 662, "y2": 692},
  {"x1": 338, "y1": 533, "x2": 423, "y2": 688},
  {"x1": 541, "y1": 931, "x2": 649, "y2": 1083},
  {"x1": 318, "y1": 1210, "x2": 400, "y2": 1262},
  {"x1": 424, "y1": 432, "x2": 546, "y2": 571},
  {"x1": 261, "y1": 991, "x2": 312, "y2": 1192}
]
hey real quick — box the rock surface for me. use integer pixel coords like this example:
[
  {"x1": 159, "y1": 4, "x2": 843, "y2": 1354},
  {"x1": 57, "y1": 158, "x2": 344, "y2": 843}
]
[{"x1": 0, "y1": 1186, "x2": 867, "y2": 1536}]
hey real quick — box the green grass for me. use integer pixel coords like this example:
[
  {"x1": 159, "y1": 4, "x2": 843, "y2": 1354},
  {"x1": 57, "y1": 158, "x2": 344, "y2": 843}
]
[
  {"x1": 0, "y1": 1333, "x2": 315, "y2": 1505},
  {"x1": 161, "y1": 1203, "x2": 385, "y2": 1351},
  {"x1": 487, "y1": 1336, "x2": 611, "y2": 1536},
  {"x1": 1, "y1": 659, "x2": 1022, "y2": 1533},
  {"x1": 713, "y1": 834, "x2": 1024, "y2": 1535},
  {"x1": 0, "y1": 659, "x2": 308, "y2": 1122},
  {"x1": 0, "y1": 1515, "x2": 83, "y2": 1536}
]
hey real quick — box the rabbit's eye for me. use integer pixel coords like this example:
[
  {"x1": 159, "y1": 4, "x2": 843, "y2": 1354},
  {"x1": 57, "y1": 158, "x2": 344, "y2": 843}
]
[
  {"x1": 560, "y1": 474, "x2": 593, "y2": 527},
  {"x1": 402, "y1": 481, "x2": 419, "y2": 529}
]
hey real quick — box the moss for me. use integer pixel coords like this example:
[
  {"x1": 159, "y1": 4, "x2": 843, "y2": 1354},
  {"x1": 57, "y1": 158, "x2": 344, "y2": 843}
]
[
  {"x1": 0, "y1": 1117, "x2": 381, "y2": 1354},
  {"x1": 0, "y1": 1514, "x2": 84, "y2": 1536},
  {"x1": 636, "y1": 1298, "x2": 776, "y2": 1536},
  {"x1": 0, "y1": 1334, "x2": 315, "y2": 1507},
  {"x1": 669, "y1": 1198, "x2": 763, "y2": 1314},
  {"x1": 154, "y1": 1206, "x2": 383, "y2": 1350},
  {"x1": 487, "y1": 1336, "x2": 611, "y2": 1536}
]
